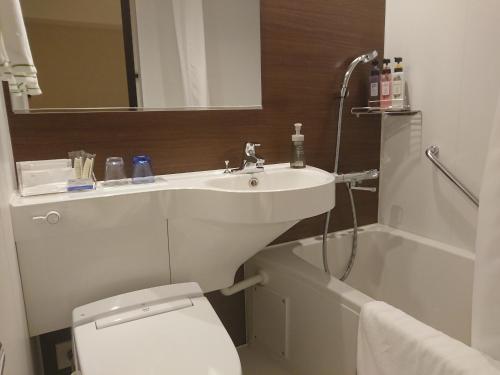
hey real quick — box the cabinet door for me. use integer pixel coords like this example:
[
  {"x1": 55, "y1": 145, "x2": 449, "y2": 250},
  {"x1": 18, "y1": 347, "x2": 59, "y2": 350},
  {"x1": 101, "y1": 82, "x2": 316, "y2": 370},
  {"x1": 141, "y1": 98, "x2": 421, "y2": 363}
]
[{"x1": 13, "y1": 192, "x2": 170, "y2": 336}]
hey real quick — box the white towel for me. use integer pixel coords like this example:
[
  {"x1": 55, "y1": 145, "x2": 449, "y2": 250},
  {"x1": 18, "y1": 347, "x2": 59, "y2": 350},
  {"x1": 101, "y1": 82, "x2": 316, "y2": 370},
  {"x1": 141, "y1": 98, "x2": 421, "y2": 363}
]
[
  {"x1": 0, "y1": 0, "x2": 41, "y2": 96},
  {"x1": 358, "y1": 301, "x2": 500, "y2": 375},
  {"x1": 472, "y1": 95, "x2": 500, "y2": 360}
]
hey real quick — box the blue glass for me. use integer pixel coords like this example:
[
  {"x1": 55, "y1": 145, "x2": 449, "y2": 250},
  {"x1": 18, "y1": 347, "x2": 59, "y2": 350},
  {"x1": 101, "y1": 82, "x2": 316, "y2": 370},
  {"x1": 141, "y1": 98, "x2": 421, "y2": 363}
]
[{"x1": 132, "y1": 155, "x2": 154, "y2": 184}]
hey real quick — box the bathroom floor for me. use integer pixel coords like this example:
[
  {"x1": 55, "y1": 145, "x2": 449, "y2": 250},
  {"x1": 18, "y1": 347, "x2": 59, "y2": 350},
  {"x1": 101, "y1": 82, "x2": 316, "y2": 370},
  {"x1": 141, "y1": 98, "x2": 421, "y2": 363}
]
[{"x1": 238, "y1": 345, "x2": 291, "y2": 375}]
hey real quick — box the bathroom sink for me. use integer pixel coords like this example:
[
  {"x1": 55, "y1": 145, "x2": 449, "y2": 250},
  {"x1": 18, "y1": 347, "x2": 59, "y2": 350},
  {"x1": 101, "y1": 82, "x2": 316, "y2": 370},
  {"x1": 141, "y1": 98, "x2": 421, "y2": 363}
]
[
  {"x1": 166, "y1": 164, "x2": 335, "y2": 291},
  {"x1": 205, "y1": 167, "x2": 332, "y2": 192},
  {"x1": 169, "y1": 164, "x2": 335, "y2": 224}
]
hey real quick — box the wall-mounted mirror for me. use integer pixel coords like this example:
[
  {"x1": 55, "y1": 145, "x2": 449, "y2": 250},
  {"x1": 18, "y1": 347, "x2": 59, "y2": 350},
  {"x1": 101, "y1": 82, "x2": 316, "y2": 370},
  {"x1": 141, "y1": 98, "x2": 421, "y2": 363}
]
[{"x1": 18, "y1": 0, "x2": 261, "y2": 112}]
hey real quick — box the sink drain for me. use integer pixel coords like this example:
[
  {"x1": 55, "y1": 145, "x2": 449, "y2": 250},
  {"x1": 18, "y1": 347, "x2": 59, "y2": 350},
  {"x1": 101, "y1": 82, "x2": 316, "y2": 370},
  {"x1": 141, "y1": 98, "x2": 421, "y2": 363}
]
[{"x1": 249, "y1": 177, "x2": 259, "y2": 187}]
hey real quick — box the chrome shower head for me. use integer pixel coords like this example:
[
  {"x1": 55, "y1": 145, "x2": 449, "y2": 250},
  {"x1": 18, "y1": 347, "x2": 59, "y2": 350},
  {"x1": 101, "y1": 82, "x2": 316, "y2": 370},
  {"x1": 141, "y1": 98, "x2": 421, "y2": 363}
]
[
  {"x1": 340, "y1": 50, "x2": 379, "y2": 98},
  {"x1": 361, "y1": 50, "x2": 378, "y2": 63}
]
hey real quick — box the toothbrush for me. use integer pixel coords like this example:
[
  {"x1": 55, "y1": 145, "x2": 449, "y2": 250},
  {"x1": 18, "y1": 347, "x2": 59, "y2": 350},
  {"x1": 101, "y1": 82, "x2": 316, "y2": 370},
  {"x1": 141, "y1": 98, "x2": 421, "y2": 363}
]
[
  {"x1": 74, "y1": 157, "x2": 83, "y2": 179},
  {"x1": 88, "y1": 158, "x2": 94, "y2": 179},
  {"x1": 82, "y1": 158, "x2": 92, "y2": 179}
]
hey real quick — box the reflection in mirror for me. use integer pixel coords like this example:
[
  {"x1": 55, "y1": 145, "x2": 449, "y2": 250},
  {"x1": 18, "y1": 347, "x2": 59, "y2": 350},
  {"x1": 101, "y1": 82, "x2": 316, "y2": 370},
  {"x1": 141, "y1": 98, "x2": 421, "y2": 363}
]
[{"x1": 19, "y1": 0, "x2": 262, "y2": 111}]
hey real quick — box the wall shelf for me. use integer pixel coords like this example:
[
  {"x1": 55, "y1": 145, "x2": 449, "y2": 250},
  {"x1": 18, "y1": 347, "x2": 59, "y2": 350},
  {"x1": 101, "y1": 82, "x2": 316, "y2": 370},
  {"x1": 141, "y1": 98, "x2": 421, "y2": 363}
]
[{"x1": 351, "y1": 107, "x2": 421, "y2": 118}]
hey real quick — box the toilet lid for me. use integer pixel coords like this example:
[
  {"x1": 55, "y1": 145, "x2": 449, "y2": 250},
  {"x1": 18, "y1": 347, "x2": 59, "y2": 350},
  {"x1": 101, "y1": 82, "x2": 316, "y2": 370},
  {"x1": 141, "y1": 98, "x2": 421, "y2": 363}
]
[{"x1": 74, "y1": 296, "x2": 241, "y2": 375}]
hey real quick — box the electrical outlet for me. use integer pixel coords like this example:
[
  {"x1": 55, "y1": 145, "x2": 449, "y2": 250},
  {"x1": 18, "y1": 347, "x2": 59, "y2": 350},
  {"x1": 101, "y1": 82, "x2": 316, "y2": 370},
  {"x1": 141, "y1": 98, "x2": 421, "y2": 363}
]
[{"x1": 55, "y1": 340, "x2": 73, "y2": 370}]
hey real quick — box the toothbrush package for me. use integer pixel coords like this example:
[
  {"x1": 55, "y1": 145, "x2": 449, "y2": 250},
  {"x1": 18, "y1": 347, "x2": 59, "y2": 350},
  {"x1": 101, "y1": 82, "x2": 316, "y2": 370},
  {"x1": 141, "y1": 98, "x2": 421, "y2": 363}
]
[
  {"x1": 67, "y1": 150, "x2": 97, "y2": 191},
  {"x1": 68, "y1": 150, "x2": 96, "y2": 179}
]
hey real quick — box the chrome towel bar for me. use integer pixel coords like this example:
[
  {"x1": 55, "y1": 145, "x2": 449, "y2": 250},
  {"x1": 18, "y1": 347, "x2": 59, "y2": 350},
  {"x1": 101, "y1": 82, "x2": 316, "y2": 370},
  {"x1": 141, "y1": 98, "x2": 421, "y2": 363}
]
[
  {"x1": 425, "y1": 145, "x2": 479, "y2": 207},
  {"x1": 0, "y1": 341, "x2": 5, "y2": 375}
]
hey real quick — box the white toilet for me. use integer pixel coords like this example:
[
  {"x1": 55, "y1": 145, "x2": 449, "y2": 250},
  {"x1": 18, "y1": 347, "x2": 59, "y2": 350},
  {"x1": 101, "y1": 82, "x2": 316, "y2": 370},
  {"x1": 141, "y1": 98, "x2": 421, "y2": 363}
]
[{"x1": 71, "y1": 282, "x2": 241, "y2": 375}]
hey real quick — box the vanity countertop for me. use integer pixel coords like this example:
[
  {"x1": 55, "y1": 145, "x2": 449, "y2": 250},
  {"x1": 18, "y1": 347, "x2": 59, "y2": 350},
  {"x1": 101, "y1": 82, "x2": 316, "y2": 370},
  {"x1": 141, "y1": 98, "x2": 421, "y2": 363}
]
[{"x1": 10, "y1": 164, "x2": 334, "y2": 207}]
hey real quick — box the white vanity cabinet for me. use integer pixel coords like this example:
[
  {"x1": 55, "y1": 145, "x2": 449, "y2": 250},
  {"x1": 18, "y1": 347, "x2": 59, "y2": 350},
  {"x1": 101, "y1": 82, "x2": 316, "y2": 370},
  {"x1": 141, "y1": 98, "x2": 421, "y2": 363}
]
[
  {"x1": 10, "y1": 165, "x2": 335, "y2": 337},
  {"x1": 11, "y1": 191, "x2": 171, "y2": 336}
]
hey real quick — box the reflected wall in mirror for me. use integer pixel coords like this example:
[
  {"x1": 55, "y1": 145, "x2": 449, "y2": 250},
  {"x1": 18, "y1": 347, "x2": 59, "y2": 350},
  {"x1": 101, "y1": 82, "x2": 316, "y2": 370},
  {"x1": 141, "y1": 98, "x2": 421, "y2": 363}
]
[{"x1": 19, "y1": 0, "x2": 262, "y2": 111}]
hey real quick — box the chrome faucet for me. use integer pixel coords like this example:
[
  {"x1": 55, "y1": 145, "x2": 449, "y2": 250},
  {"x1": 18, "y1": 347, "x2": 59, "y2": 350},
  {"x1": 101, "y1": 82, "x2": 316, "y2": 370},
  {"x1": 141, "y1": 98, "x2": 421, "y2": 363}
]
[{"x1": 232, "y1": 142, "x2": 265, "y2": 174}]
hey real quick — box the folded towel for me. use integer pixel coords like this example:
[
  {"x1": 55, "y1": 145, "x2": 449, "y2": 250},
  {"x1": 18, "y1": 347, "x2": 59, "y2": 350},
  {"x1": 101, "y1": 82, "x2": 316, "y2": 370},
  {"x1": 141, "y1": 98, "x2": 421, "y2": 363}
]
[{"x1": 357, "y1": 301, "x2": 500, "y2": 375}]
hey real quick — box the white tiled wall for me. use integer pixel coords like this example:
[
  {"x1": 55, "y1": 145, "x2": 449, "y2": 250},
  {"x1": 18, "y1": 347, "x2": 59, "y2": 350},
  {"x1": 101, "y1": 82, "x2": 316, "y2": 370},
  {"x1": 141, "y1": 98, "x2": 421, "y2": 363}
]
[
  {"x1": 0, "y1": 90, "x2": 35, "y2": 374},
  {"x1": 380, "y1": 0, "x2": 500, "y2": 251}
]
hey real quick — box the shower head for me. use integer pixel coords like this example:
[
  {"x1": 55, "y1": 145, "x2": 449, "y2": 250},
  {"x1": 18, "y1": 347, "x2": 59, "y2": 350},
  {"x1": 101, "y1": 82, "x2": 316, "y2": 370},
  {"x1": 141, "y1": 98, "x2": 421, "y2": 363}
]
[
  {"x1": 361, "y1": 50, "x2": 378, "y2": 63},
  {"x1": 340, "y1": 50, "x2": 378, "y2": 98}
]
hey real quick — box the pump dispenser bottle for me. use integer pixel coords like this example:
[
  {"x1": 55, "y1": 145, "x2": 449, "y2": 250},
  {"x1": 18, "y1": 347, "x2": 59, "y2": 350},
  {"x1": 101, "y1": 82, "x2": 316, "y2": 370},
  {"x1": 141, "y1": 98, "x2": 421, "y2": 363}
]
[
  {"x1": 369, "y1": 60, "x2": 380, "y2": 107},
  {"x1": 391, "y1": 57, "x2": 405, "y2": 110},
  {"x1": 290, "y1": 123, "x2": 305, "y2": 168},
  {"x1": 380, "y1": 58, "x2": 392, "y2": 109}
]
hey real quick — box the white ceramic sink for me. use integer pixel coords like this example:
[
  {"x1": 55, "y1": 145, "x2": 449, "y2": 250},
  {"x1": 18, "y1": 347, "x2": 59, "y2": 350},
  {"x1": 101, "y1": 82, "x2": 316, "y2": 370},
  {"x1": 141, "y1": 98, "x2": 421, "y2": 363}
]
[
  {"x1": 163, "y1": 165, "x2": 335, "y2": 292},
  {"x1": 206, "y1": 167, "x2": 333, "y2": 192},
  {"x1": 167, "y1": 165, "x2": 335, "y2": 225},
  {"x1": 11, "y1": 163, "x2": 335, "y2": 335}
]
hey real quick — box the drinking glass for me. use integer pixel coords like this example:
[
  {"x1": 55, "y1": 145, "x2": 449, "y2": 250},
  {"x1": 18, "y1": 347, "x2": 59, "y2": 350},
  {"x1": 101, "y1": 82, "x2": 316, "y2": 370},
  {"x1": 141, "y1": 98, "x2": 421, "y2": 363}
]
[
  {"x1": 104, "y1": 157, "x2": 127, "y2": 186},
  {"x1": 132, "y1": 155, "x2": 154, "y2": 184}
]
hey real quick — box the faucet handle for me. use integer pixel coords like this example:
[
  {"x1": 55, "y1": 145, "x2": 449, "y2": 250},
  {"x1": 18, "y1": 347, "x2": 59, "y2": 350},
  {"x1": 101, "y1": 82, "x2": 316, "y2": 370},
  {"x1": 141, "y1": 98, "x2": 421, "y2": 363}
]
[
  {"x1": 245, "y1": 142, "x2": 261, "y2": 156},
  {"x1": 349, "y1": 181, "x2": 377, "y2": 193},
  {"x1": 350, "y1": 185, "x2": 377, "y2": 193},
  {"x1": 223, "y1": 160, "x2": 232, "y2": 174}
]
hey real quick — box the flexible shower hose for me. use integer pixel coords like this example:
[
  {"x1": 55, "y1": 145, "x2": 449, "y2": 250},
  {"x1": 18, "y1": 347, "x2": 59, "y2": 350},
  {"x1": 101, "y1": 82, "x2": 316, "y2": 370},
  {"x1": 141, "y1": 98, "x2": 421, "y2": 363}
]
[
  {"x1": 324, "y1": 52, "x2": 371, "y2": 281},
  {"x1": 322, "y1": 182, "x2": 358, "y2": 281}
]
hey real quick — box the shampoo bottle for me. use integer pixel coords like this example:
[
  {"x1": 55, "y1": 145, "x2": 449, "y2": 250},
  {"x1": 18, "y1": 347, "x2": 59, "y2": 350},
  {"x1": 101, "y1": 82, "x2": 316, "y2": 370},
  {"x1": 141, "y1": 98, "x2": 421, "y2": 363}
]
[
  {"x1": 391, "y1": 57, "x2": 405, "y2": 110},
  {"x1": 368, "y1": 60, "x2": 380, "y2": 107},
  {"x1": 380, "y1": 58, "x2": 392, "y2": 109},
  {"x1": 290, "y1": 123, "x2": 305, "y2": 169}
]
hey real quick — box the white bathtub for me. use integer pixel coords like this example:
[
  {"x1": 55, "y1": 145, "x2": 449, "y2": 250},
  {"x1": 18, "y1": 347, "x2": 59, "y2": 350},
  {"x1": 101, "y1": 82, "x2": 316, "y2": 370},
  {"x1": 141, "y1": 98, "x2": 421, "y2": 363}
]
[{"x1": 245, "y1": 224, "x2": 474, "y2": 375}]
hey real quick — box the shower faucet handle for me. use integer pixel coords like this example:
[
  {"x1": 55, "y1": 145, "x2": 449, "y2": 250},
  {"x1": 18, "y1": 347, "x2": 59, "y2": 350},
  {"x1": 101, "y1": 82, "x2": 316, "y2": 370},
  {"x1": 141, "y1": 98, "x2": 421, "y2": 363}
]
[
  {"x1": 350, "y1": 185, "x2": 377, "y2": 193},
  {"x1": 349, "y1": 181, "x2": 377, "y2": 193}
]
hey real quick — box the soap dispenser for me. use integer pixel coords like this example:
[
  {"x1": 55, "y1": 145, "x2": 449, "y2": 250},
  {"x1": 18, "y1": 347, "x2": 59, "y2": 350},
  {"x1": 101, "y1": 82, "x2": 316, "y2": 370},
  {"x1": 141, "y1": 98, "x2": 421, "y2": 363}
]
[
  {"x1": 380, "y1": 58, "x2": 392, "y2": 109},
  {"x1": 291, "y1": 123, "x2": 305, "y2": 169},
  {"x1": 368, "y1": 60, "x2": 380, "y2": 107},
  {"x1": 391, "y1": 57, "x2": 406, "y2": 110}
]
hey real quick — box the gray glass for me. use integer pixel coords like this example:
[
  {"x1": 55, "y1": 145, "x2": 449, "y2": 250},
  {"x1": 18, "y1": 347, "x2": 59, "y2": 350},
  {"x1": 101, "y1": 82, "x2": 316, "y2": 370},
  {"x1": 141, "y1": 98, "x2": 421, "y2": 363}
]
[{"x1": 104, "y1": 157, "x2": 127, "y2": 185}]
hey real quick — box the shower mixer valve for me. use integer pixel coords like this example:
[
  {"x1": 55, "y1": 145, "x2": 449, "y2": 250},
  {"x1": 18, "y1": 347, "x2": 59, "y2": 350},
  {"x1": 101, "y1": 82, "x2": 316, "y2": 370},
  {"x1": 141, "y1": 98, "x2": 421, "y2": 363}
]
[{"x1": 335, "y1": 169, "x2": 379, "y2": 193}]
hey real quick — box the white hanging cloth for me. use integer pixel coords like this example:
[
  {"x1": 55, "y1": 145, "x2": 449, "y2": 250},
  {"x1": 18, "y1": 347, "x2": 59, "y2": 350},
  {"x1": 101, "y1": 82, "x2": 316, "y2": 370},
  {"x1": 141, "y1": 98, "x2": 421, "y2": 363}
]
[
  {"x1": 171, "y1": 0, "x2": 209, "y2": 107},
  {"x1": 0, "y1": 0, "x2": 41, "y2": 96},
  {"x1": 472, "y1": 94, "x2": 500, "y2": 360}
]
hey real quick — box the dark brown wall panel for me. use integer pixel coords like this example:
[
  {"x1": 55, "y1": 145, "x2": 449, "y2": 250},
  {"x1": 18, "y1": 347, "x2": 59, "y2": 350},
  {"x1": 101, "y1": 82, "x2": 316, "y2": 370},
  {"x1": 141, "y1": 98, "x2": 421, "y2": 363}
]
[{"x1": 6, "y1": 0, "x2": 385, "y2": 345}]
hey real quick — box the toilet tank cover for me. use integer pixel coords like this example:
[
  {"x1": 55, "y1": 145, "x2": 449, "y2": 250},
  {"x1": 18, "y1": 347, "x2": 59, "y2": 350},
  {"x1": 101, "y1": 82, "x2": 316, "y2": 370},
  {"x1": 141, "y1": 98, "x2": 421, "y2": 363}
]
[{"x1": 73, "y1": 282, "x2": 203, "y2": 327}]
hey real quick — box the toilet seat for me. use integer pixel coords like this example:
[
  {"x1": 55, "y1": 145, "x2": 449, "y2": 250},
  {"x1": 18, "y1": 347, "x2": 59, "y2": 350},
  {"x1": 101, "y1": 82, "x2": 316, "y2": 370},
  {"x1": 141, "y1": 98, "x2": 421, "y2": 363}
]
[{"x1": 72, "y1": 283, "x2": 241, "y2": 375}]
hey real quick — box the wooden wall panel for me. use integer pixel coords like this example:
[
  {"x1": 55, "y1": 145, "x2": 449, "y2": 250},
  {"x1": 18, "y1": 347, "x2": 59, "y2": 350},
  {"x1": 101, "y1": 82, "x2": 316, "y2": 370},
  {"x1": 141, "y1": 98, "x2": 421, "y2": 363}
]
[{"x1": 5, "y1": 0, "x2": 385, "y2": 346}]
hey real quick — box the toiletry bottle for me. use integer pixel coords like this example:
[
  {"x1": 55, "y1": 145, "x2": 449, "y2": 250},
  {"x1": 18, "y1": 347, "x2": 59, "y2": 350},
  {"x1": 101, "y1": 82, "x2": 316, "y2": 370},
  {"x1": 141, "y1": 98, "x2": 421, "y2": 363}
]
[
  {"x1": 368, "y1": 60, "x2": 380, "y2": 107},
  {"x1": 291, "y1": 123, "x2": 305, "y2": 169},
  {"x1": 380, "y1": 58, "x2": 392, "y2": 109},
  {"x1": 391, "y1": 57, "x2": 405, "y2": 110}
]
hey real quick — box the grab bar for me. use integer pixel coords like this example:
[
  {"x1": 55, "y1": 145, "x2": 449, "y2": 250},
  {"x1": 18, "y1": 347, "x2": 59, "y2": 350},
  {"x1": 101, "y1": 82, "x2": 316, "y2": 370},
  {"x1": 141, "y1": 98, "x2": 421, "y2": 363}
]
[
  {"x1": 425, "y1": 145, "x2": 479, "y2": 206},
  {"x1": 0, "y1": 341, "x2": 5, "y2": 375}
]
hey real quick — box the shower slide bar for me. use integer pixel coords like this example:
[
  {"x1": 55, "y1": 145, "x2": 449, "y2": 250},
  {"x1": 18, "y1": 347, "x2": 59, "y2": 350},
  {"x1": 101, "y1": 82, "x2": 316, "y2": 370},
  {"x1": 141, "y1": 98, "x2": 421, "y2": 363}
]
[{"x1": 425, "y1": 145, "x2": 479, "y2": 207}]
